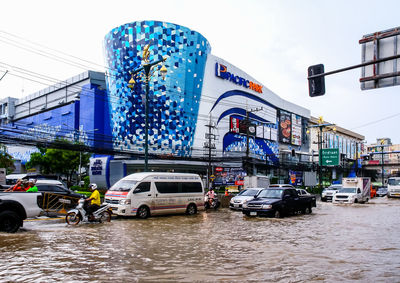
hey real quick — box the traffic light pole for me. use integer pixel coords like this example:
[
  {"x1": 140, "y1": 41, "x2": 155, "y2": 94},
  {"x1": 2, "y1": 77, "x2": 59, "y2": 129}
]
[
  {"x1": 308, "y1": 54, "x2": 400, "y2": 96},
  {"x1": 308, "y1": 54, "x2": 400, "y2": 80}
]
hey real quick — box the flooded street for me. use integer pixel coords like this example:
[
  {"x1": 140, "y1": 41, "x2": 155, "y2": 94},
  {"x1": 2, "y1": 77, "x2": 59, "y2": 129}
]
[{"x1": 1, "y1": 197, "x2": 400, "y2": 282}]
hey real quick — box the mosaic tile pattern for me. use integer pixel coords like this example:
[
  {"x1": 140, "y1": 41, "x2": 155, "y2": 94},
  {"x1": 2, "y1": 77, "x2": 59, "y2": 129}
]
[
  {"x1": 223, "y1": 133, "x2": 279, "y2": 164},
  {"x1": 104, "y1": 21, "x2": 211, "y2": 156}
]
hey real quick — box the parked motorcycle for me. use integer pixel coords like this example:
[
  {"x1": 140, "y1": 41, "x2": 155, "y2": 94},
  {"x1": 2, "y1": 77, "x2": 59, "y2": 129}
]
[
  {"x1": 66, "y1": 198, "x2": 112, "y2": 225},
  {"x1": 204, "y1": 195, "x2": 220, "y2": 209}
]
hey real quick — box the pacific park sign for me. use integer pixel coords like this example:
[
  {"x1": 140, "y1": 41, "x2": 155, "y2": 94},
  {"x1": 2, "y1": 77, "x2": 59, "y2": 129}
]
[{"x1": 215, "y1": 62, "x2": 263, "y2": 93}]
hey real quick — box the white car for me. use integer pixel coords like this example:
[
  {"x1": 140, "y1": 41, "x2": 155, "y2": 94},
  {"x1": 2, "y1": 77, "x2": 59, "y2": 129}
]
[
  {"x1": 321, "y1": 184, "x2": 342, "y2": 202},
  {"x1": 229, "y1": 188, "x2": 264, "y2": 210},
  {"x1": 296, "y1": 188, "x2": 311, "y2": 196}
]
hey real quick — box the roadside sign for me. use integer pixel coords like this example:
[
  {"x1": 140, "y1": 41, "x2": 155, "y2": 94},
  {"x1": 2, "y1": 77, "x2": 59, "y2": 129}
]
[
  {"x1": 360, "y1": 27, "x2": 400, "y2": 90},
  {"x1": 0, "y1": 168, "x2": 5, "y2": 185},
  {"x1": 319, "y1": 148, "x2": 339, "y2": 166}
]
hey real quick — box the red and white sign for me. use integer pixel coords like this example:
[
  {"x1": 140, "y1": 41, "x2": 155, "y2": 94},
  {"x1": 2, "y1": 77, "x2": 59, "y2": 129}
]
[
  {"x1": 230, "y1": 117, "x2": 239, "y2": 133},
  {"x1": 235, "y1": 180, "x2": 244, "y2": 186}
]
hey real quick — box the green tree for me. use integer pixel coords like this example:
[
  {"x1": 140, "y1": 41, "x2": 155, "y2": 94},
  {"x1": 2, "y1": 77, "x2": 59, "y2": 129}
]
[
  {"x1": 26, "y1": 140, "x2": 91, "y2": 185},
  {"x1": 0, "y1": 144, "x2": 15, "y2": 174}
]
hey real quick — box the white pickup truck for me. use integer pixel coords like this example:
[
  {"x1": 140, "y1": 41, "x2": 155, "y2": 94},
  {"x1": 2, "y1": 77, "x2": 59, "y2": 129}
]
[
  {"x1": 0, "y1": 192, "x2": 43, "y2": 233},
  {"x1": 332, "y1": 177, "x2": 371, "y2": 204}
]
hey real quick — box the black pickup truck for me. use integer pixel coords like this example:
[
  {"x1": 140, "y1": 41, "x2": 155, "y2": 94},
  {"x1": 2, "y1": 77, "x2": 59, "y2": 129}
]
[{"x1": 242, "y1": 188, "x2": 316, "y2": 218}]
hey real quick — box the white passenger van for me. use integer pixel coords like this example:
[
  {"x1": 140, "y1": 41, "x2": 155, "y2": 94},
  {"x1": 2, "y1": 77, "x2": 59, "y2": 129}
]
[
  {"x1": 387, "y1": 177, "x2": 400, "y2": 198},
  {"x1": 104, "y1": 172, "x2": 204, "y2": 218}
]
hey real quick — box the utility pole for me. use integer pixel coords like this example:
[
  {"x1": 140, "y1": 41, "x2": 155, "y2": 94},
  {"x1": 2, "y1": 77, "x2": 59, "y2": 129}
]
[
  {"x1": 308, "y1": 116, "x2": 335, "y2": 190},
  {"x1": 380, "y1": 139, "x2": 385, "y2": 187},
  {"x1": 244, "y1": 107, "x2": 262, "y2": 176},
  {"x1": 318, "y1": 126, "x2": 323, "y2": 189},
  {"x1": 204, "y1": 116, "x2": 217, "y2": 189}
]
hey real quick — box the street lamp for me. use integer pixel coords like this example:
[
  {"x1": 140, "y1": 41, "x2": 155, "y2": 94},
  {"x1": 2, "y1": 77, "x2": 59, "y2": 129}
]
[
  {"x1": 127, "y1": 44, "x2": 167, "y2": 172},
  {"x1": 307, "y1": 116, "x2": 336, "y2": 190}
]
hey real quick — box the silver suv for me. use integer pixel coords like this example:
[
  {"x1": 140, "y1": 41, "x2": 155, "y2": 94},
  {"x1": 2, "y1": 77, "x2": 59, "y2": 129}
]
[
  {"x1": 229, "y1": 188, "x2": 264, "y2": 210},
  {"x1": 321, "y1": 184, "x2": 342, "y2": 202}
]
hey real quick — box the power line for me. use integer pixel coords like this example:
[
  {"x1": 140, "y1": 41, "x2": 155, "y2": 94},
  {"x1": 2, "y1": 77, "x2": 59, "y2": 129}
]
[
  {"x1": 0, "y1": 32, "x2": 277, "y2": 116},
  {"x1": 351, "y1": 112, "x2": 400, "y2": 130}
]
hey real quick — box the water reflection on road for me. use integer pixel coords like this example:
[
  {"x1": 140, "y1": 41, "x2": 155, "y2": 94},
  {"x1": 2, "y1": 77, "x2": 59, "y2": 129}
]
[{"x1": 1, "y1": 197, "x2": 400, "y2": 282}]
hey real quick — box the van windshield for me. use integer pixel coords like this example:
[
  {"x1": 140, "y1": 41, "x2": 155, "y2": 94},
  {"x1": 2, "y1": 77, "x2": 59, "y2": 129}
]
[
  {"x1": 109, "y1": 180, "x2": 138, "y2": 192},
  {"x1": 338, "y1": 188, "x2": 356, "y2": 193},
  {"x1": 388, "y1": 178, "x2": 400, "y2": 186}
]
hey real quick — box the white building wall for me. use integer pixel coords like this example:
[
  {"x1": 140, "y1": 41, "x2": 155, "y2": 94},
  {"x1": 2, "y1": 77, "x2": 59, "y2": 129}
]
[{"x1": 193, "y1": 54, "x2": 310, "y2": 155}]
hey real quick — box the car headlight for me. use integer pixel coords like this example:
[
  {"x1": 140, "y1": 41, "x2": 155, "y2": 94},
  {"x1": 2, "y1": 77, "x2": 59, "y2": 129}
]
[
  {"x1": 262, "y1": 204, "x2": 272, "y2": 209},
  {"x1": 119, "y1": 199, "x2": 131, "y2": 205},
  {"x1": 243, "y1": 203, "x2": 248, "y2": 208}
]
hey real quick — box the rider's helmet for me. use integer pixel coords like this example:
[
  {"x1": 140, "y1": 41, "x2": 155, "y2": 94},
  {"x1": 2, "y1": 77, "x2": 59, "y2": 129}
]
[{"x1": 89, "y1": 183, "x2": 97, "y2": 190}]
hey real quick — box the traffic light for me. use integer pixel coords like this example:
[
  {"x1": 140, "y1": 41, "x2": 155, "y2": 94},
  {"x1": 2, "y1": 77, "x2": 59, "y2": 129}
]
[{"x1": 308, "y1": 64, "x2": 325, "y2": 97}]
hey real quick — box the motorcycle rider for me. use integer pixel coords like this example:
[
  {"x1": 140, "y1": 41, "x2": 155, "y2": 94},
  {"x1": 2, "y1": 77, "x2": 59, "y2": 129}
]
[
  {"x1": 206, "y1": 188, "x2": 216, "y2": 206},
  {"x1": 86, "y1": 183, "x2": 101, "y2": 220}
]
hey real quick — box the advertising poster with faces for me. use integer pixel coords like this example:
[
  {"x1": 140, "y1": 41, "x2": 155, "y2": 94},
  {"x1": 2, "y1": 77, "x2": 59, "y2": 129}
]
[
  {"x1": 279, "y1": 110, "x2": 292, "y2": 143},
  {"x1": 230, "y1": 117, "x2": 240, "y2": 133},
  {"x1": 291, "y1": 114, "x2": 302, "y2": 146}
]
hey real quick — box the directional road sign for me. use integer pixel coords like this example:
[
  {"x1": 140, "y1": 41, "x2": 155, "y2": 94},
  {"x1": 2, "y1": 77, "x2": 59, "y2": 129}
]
[{"x1": 319, "y1": 148, "x2": 339, "y2": 166}]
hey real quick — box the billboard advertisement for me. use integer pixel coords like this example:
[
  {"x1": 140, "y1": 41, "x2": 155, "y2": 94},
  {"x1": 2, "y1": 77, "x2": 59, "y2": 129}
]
[
  {"x1": 229, "y1": 116, "x2": 256, "y2": 136},
  {"x1": 213, "y1": 167, "x2": 246, "y2": 186},
  {"x1": 230, "y1": 117, "x2": 240, "y2": 133},
  {"x1": 291, "y1": 114, "x2": 302, "y2": 146},
  {"x1": 279, "y1": 110, "x2": 291, "y2": 143},
  {"x1": 289, "y1": 170, "x2": 303, "y2": 186}
]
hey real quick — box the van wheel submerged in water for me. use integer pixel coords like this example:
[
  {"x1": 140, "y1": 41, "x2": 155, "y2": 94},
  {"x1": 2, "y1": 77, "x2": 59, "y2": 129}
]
[
  {"x1": 186, "y1": 203, "x2": 197, "y2": 215},
  {"x1": 137, "y1": 206, "x2": 150, "y2": 219}
]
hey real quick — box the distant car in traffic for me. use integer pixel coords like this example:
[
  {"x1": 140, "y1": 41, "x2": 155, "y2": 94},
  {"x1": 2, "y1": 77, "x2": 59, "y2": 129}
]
[
  {"x1": 321, "y1": 184, "x2": 342, "y2": 202},
  {"x1": 376, "y1": 187, "x2": 388, "y2": 197},
  {"x1": 229, "y1": 188, "x2": 264, "y2": 210},
  {"x1": 35, "y1": 180, "x2": 83, "y2": 199},
  {"x1": 296, "y1": 188, "x2": 317, "y2": 207},
  {"x1": 296, "y1": 188, "x2": 311, "y2": 195}
]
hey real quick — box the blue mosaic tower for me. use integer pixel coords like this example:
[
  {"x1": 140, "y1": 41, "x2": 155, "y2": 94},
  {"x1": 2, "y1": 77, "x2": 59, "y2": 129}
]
[{"x1": 104, "y1": 21, "x2": 211, "y2": 156}]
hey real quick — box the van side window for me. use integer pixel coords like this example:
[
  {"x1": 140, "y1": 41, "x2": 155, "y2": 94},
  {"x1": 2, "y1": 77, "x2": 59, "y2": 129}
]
[
  {"x1": 182, "y1": 182, "x2": 202, "y2": 193},
  {"x1": 155, "y1": 182, "x2": 203, "y2": 193},
  {"x1": 155, "y1": 182, "x2": 179, "y2": 193},
  {"x1": 134, "y1": 182, "x2": 150, "y2": 193}
]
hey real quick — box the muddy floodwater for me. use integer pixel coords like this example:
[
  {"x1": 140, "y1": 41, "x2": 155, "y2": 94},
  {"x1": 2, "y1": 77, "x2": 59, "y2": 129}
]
[{"x1": 1, "y1": 197, "x2": 400, "y2": 282}]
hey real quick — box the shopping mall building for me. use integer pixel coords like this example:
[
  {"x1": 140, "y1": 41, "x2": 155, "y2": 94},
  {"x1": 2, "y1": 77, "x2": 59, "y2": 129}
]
[{"x1": 1, "y1": 21, "x2": 314, "y2": 188}]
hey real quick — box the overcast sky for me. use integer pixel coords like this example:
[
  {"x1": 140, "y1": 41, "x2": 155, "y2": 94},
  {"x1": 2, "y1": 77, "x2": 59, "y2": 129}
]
[{"x1": 1, "y1": 0, "x2": 400, "y2": 144}]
